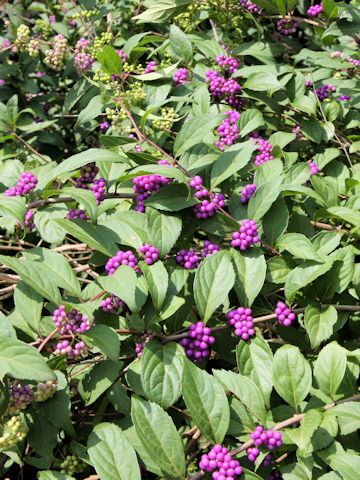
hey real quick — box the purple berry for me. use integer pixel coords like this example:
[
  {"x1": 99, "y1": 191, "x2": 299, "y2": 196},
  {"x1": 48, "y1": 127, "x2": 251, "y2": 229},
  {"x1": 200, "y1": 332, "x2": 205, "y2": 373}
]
[
  {"x1": 276, "y1": 18, "x2": 298, "y2": 36},
  {"x1": 251, "y1": 136, "x2": 274, "y2": 166},
  {"x1": 215, "y1": 55, "x2": 239, "y2": 74},
  {"x1": 251, "y1": 426, "x2": 283, "y2": 450},
  {"x1": 5, "y1": 172, "x2": 38, "y2": 197},
  {"x1": 239, "y1": 0, "x2": 261, "y2": 13},
  {"x1": 144, "y1": 60, "x2": 157, "y2": 73},
  {"x1": 227, "y1": 307, "x2": 255, "y2": 340},
  {"x1": 75, "y1": 163, "x2": 99, "y2": 188},
  {"x1": 74, "y1": 37, "x2": 93, "y2": 72},
  {"x1": 91, "y1": 177, "x2": 106, "y2": 204},
  {"x1": 307, "y1": 3, "x2": 323, "y2": 17},
  {"x1": 308, "y1": 161, "x2": 319, "y2": 175},
  {"x1": 275, "y1": 301, "x2": 296, "y2": 327},
  {"x1": 7, "y1": 384, "x2": 34, "y2": 414},
  {"x1": 135, "y1": 333, "x2": 154, "y2": 358},
  {"x1": 202, "y1": 240, "x2": 220, "y2": 258},
  {"x1": 199, "y1": 445, "x2": 242, "y2": 478},
  {"x1": 315, "y1": 84, "x2": 336, "y2": 101},
  {"x1": 180, "y1": 321, "x2": 215, "y2": 362},
  {"x1": 101, "y1": 294, "x2": 125, "y2": 314},
  {"x1": 52, "y1": 305, "x2": 91, "y2": 334},
  {"x1": 66, "y1": 209, "x2": 89, "y2": 220},
  {"x1": 215, "y1": 110, "x2": 240, "y2": 151},
  {"x1": 133, "y1": 174, "x2": 171, "y2": 212}
]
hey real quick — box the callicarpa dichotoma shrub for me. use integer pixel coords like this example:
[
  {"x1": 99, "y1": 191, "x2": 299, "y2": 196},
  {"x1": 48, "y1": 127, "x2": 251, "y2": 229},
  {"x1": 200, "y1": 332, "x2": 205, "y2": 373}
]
[{"x1": 0, "y1": 0, "x2": 359, "y2": 478}]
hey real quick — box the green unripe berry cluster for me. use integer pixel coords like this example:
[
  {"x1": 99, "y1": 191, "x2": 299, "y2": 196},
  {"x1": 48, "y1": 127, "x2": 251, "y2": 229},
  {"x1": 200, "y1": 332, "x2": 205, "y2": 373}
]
[
  {"x1": 0, "y1": 416, "x2": 28, "y2": 451},
  {"x1": 152, "y1": 107, "x2": 178, "y2": 131},
  {"x1": 35, "y1": 19, "x2": 52, "y2": 39},
  {"x1": 15, "y1": 25, "x2": 31, "y2": 51},
  {"x1": 125, "y1": 82, "x2": 146, "y2": 105},
  {"x1": 28, "y1": 39, "x2": 40, "y2": 57},
  {"x1": 106, "y1": 107, "x2": 127, "y2": 124},
  {"x1": 91, "y1": 32, "x2": 113, "y2": 56},
  {"x1": 73, "y1": 9, "x2": 98, "y2": 20},
  {"x1": 94, "y1": 70, "x2": 112, "y2": 83},
  {"x1": 60, "y1": 455, "x2": 86, "y2": 475}
]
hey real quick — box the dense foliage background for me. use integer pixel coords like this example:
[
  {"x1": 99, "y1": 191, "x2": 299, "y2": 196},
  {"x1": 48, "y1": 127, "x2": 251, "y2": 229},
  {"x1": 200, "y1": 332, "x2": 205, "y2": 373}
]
[{"x1": 0, "y1": 0, "x2": 359, "y2": 479}]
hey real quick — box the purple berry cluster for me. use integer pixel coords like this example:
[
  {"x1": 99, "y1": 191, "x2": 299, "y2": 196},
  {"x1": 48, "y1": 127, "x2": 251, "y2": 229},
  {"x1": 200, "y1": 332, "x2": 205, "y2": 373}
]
[
  {"x1": 101, "y1": 294, "x2": 125, "y2": 314},
  {"x1": 117, "y1": 49, "x2": 128, "y2": 62},
  {"x1": 173, "y1": 67, "x2": 190, "y2": 86},
  {"x1": 292, "y1": 124, "x2": 302, "y2": 138},
  {"x1": 145, "y1": 60, "x2": 157, "y2": 73},
  {"x1": 251, "y1": 426, "x2": 283, "y2": 450},
  {"x1": 21, "y1": 209, "x2": 35, "y2": 231},
  {"x1": 240, "y1": 183, "x2": 256, "y2": 203},
  {"x1": 239, "y1": 0, "x2": 261, "y2": 13},
  {"x1": 135, "y1": 333, "x2": 154, "y2": 358},
  {"x1": 199, "y1": 444, "x2": 243, "y2": 479},
  {"x1": 100, "y1": 121, "x2": 110, "y2": 131},
  {"x1": 315, "y1": 84, "x2": 336, "y2": 101},
  {"x1": 176, "y1": 249, "x2": 200, "y2": 270},
  {"x1": 206, "y1": 70, "x2": 242, "y2": 107},
  {"x1": 179, "y1": 321, "x2": 215, "y2": 361},
  {"x1": 338, "y1": 95, "x2": 351, "y2": 101},
  {"x1": 215, "y1": 110, "x2": 240, "y2": 150},
  {"x1": 74, "y1": 37, "x2": 93, "y2": 71},
  {"x1": 5, "y1": 172, "x2": 38, "y2": 197},
  {"x1": 133, "y1": 174, "x2": 171, "y2": 212},
  {"x1": 75, "y1": 163, "x2": 99, "y2": 188},
  {"x1": 139, "y1": 243, "x2": 159, "y2": 265},
  {"x1": 231, "y1": 219, "x2": 259, "y2": 251},
  {"x1": 34, "y1": 380, "x2": 58, "y2": 402},
  {"x1": 247, "y1": 448, "x2": 273, "y2": 465},
  {"x1": 252, "y1": 136, "x2": 274, "y2": 166},
  {"x1": 305, "y1": 79, "x2": 313, "y2": 88},
  {"x1": 308, "y1": 161, "x2": 319, "y2": 175},
  {"x1": 105, "y1": 250, "x2": 139, "y2": 275},
  {"x1": 190, "y1": 175, "x2": 225, "y2": 219},
  {"x1": 91, "y1": 177, "x2": 106, "y2": 204},
  {"x1": 8, "y1": 384, "x2": 34, "y2": 414},
  {"x1": 202, "y1": 240, "x2": 220, "y2": 257},
  {"x1": 275, "y1": 301, "x2": 296, "y2": 326},
  {"x1": 347, "y1": 56, "x2": 360, "y2": 67},
  {"x1": 54, "y1": 340, "x2": 87, "y2": 359},
  {"x1": 215, "y1": 55, "x2": 239, "y2": 74},
  {"x1": 52, "y1": 305, "x2": 91, "y2": 334},
  {"x1": 276, "y1": 18, "x2": 298, "y2": 36},
  {"x1": 66, "y1": 209, "x2": 89, "y2": 220},
  {"x1": 307, "y1": 3, "x2": 323, "y2": 17},
  {"x1": 227, "y1": 307, "x2": 255, "y2": 340}
]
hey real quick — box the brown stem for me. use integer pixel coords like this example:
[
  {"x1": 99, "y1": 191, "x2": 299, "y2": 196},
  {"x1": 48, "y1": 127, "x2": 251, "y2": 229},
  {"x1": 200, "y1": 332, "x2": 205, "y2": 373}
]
[
  {"x1": 37, "y1": 327, "x2": 60, "y2": 353},
  {"x1": 310, "y1": 220, "x2": 349, "y2": 235},
  {"x1": 13, "y1": 131, "x2": 51, "y2": 164}
]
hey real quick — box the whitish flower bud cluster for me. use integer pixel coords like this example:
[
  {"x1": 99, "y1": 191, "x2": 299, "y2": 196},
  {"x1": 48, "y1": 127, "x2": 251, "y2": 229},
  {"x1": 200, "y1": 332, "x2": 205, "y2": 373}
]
[
  {"x1": 15, "y1": 25, "x2": 30, "y2": 51},
  {"x1": 0, "y1": 416, "x2": 28, "y2": 451},
  {"x1": 34, "y1": 380, "x2": 58, "y2": 402},
  {"x1": 45, "y1": 34, "x2": 68, "y2": 71}
]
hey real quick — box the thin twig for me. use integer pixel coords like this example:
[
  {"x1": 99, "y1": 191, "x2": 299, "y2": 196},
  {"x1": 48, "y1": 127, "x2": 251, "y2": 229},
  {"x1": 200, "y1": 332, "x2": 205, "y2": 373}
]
[
  {"x1": 27, "y1": 192, "x2": 135, "y2": 209},
  {"x1": 12, "y1": 131, "x2": 51, "y2": 164}
]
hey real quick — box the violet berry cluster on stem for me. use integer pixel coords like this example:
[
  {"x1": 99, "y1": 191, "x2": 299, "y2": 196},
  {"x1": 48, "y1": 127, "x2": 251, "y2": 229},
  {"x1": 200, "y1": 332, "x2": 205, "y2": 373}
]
[
  {"x1": 251, "y1": 134, "x2": 274, "y2": 166},
  {"x1": 275, "y1": 301, "x2": 296, "y2": 326},
  {"x1": 5, "y1": 172, "x2": 38, "y2": 197},
  {"x1": 105, "y1": 250, "x2": 139, "y2": 275},
  {"x1": 7, "y1": 384, "x2": 34, "y2": 414},
  {"x1": 216, "y1": 110, "x2": 240, "y2": 150},
  {"x1": 66, "y1": 209, "x2": 89, "y2": 220},
  {"x1": 276, "y1": 18, "x2": 298, "y2": 36},
  {"x1": 180, "y1": 321, "x2": 215, "y2": 362},
  {"x1": 190, "y1": 175, "x2": 225, "y2": 219},
  {"x1": 307, "y1": 3, "x2": 323, "y2": 17},
  {"x1": 52, "y1": 305, "x2": 91, "y2": 334},
  {"x1": 101, "y1": 294, "x2": 125, "y2": 314},
  {"x1": 139, "y1": 243, "x2": 159, "y2": 265},
  {"x1": 227, "y1": 307, "x2": 255, "y2": 340},
  {"x1": 176, "y1": 249, "x2": 200, "y2": 270},
  {"x1": 173, "y1": 67, "x2": 190, "y2": 85},
  {"x1": 199, "y1": 444, "x2": 243, "y2": 479},
  {"x1": 251, "y1": 426, "x2": 283, "y2": 450},
  {"x1": 54, "y1": 340, "x2": 87, "y2": 359},
  {"x1": 231, "y1": 219, "x2": 259, "y2": 251},
  {"x1": 202, "y1": 240, "x2": 220, "y2": 257},
  {"x1": 75, "y1": 163, "x2": 99, "y2": 188},
  {"x1": 240, "y1": 183, "x2": 256, "y2": 203},
  {"x1": 308, "y1": 161, "x2": 319, "y2": 175},
  {"x1": 135, "y1": 333, "x2": 154, "y2": 358},
  {"x1": 239, "y1": 0, "x2": 261, "y2": 13},
  {"x1": 74, "y1": 37, "x2": 93, "y2": 71},
  {"x1": 133, "y1": 174, "x2": 170, "y2": 212}
]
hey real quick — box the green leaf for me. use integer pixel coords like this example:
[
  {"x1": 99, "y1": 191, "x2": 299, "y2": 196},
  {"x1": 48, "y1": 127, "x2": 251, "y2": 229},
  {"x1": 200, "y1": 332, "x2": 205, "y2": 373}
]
[
  {"x1": 277, "y1": 233, "x2": 326, "y2": 262},
  {"x1": 103, "y1": 211, "x2": 148, "y2": 250},
  {"x1": 326, "y1": 206, "x2": 360, "y2": 228},
  {"x1": 231, "y1": 248, "x2": 266, "y2": 307},
  {"x1": 286, "y1": 409, "x2": 323, "y2": 455},
  {"x1": 313, "y1": 342, "x2": 347, "y2": 400},
  {"x1": 304, "y1": 304, "x2": 338, "y2": 349},
  {"x1": 266, "y1": 256, "x2": 294, "y2": 284},
  {"x1": 273, "y1": 345, "x2": 312, "y2": 409},
  {"x1": 0, "y1": 196, "x2": 26, "y2": 223},
  {"x1": 26, "y1": 247, "x2": 81, "y2": 297},
  {"x1": 131, "y1": 396, "x2": 186, "y2": 479},
  {"x1": 182, "y1": 360, "x2": 230, "y2": 442},
  {"x1": 0, "y1": 337, "x2": 56, "y2": 381},
  {"x1": 75, "y1": 95, "x2": 102, "y2": 129},
  {"x1": 243, "y1": 72, "x2": 282, "y2": 92},
  {"x1": 88, "y1": 423, "x2": 141, "y2": 480},
  {"x1": 239, "y1": 109, "x2": 265, "y2": 137},
  {"x1": 61, "y1": 187, "x2": 98, "y2": 222},
  {"x1": 210, "y1": 141, "x2": 257, "y2": 188},
  {"x1": 141, "y1": 341, "x2": 183, "y2": 409},
  {"x1": 141, "y1": 261, "x2": 168, "y2": 311},
  {"x1": 248, "y1": 176, "x2": 283, "y2": 222},
  {"x1": 194, "y1": 250, "x2": 235, "y2": 322},
  {"x1": 14, "y1": 281, "x2": 43, "y2": 333},
  {"x1": 78, "y1": 360, "x2": 122, "y2": 406},
  {"x1": 0, "y1": 254, "x2": 62, "y2": 304},
  {"x1": 97, "y1": 46, "x2": 122, "y2": 75},
  {"x1": 38, "y1": 472, "x2": 75, "y2": 480},
  {"x1": 327, "y1": 402, "x2": 360, "y2": 422},
  {"x1": 81, "y1": 325, "x2": 120, "y2": 361},
  {"x1": 269, "y1": 131, "x2": 296, "y2": 149},
  {"x1": 146, "y1": 208, "x2": 182, "y2": 257},
  {"x1": 284, "y1": 260, "x2": 333, "y2": 302},
  {"x1": 328, "y1": 453, "x2": 360, "y2": 480},
  {"x1": 174, "y1": 113, "x2": 223, "y2": 156},
  {"x1": 134, "y1": 0, "x2": 192, "y2": 23},
  {"x1": 236, "y1": 336, "x2": 273, "y2": 408},
  {"x1": 55, "y1": 219, "x2": 119, "y2": 256},
  {"x1": 97, "y1": 266, "x2": 148, "y2": 313},
  {"x1": 213, "y1": 369, "x2": 266, "y2": 424},
  {"x1": 34, "y1": 206, "x2": 67, "y2": 245},
  {"x1": 170, "y1": 24, "x2": 193, "y2": 65},
  {"x1": 262, "y1": 196, "x2": 289, "y2": 244},
  {"x1": 292, "y1": 93, "x2": 317, "y2": 115}
]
